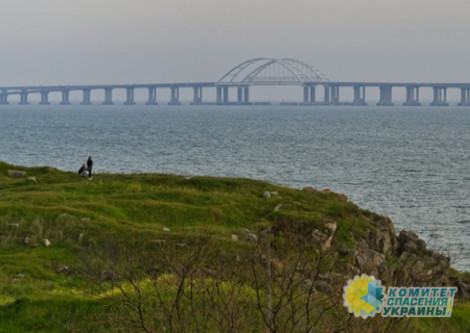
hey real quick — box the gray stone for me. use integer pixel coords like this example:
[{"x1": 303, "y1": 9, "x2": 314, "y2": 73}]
[
  {"x1": 263, "y1": 191, "x2": 271, "y2": 199},
  {"x1": 43, "y1": 239, "x2": 51, "y2": 247},
  {"x1": 231, "y1": 234, "x2": 239, "y2": 241},
  {"x1": 314, "y1": 280, "x2": 332, "y2": 294},
  {"x1": 163, "y1": 227, "x2": 170, "y2": 232},
  {"x1": 23, "y1": 237, "x2": 31, "y2": 245},
  {"x1": 270, "y1": 191, "x2": 279, "y2": 196},
  {"x1": 244, "y1": 229, "x2": 258, "y2": 242},
  {"x1": 355, "y1": 249, "x2": 386, "y2": 274},
  {"x1": 77, "y1": 233, "x2": 84, "y2": 242},
  {"x1": 27, "y1": 176, "x2": 37, "y2": 182},
  {"x1": 8, "y1": 170, "x2": 26, "y2": 178},
  {"x1": 368, "y1": 218, "x2": 398, "y2": 255},
  {"x1": 56, "y1": 266, "x2": 69, "y2": 273}
]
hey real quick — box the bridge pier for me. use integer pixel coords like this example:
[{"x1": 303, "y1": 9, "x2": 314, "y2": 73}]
[
  {"x1": 236, "y1": 86, "x2": 251, "y2": 105},
  {"x1": 191, "y1": 86, "x2": 203, "y2": 105},
  {"x1": 81, "y1": 89, "x2": 92, "y2": 105},
  {"x1": 324, "y1": 85, "x2": 330, "y2": 105},
  {"x1": 223, "y1": 87, "x2": 229, "y2": 104},
  {"x1": 0, "y1": 90, "x2": 8, "y2": 105},
  {"x1": 124, "y1": 87, "x2": 136, "y2": 105},
  {"x1": 102, "y1": 88, "x2": 113, "y2": 105},
  {"x1": 330, "y1": 86, "x2": 340, "y2": 105},
  {"x1": 146, "y1": 87, "x2": 158, "y2": 105},
  {"x1": 169, "y1": 86, "x2": 181, "y2": 105},
  {"x1": 60, "y1": 90, "x2": 71, "y2": 105},
  {"x1": 301, "y1": 85, "x2": 317, "y2": 105},
  {"x1": 353, "y1": 85, "x2": 367, "y2": 105},
  {"x1": 431, "y1": 86, "x2": 448, "y2": 106},
  {"x1": 404, "y1": 86, "x2": 421, "y2": 106},
  {"x1": 39, "y1": 91, "x2": 50, "y2": 105},
  {"x1": 458, "y1": 88, "x2": 470, "y2": 106},
  {"x1": 377, "y1": 86, "x2": 393, "y2": 106},
  {"x1": 19, "y1": 90, "x2": 29, "y2": 105}
]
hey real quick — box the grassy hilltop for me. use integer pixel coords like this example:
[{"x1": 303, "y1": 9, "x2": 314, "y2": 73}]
[{"x1": 0, "y1": 162, "x2": 468, "y2": 332}]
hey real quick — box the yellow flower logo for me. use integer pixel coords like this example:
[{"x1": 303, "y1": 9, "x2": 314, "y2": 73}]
[{"x1": 343, "y1": 274, "x2": 384, "y2": 318}]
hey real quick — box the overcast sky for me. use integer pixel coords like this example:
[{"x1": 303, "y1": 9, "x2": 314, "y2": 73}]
[{"x1": 0, "y1": 0, "x2": 469, "y2": 86}]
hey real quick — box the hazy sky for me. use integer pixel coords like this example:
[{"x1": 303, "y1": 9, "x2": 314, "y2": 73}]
[{"x1": 1, "y1": 0, "x2": 469, "y2": 85}]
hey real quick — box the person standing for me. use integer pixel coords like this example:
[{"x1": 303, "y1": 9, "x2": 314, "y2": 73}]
[{"x1": 87, "y1": 156, "x2": 93, "y2": 179}]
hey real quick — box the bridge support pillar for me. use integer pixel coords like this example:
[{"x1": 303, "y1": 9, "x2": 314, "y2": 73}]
[
  {"x1": 216, "y1": 87, "x2": 222, "y2": 104},
  {"x1": 353, "y1": 85, "x2": 367, "y2": 105},
  {"x1": 39, "y1": 91, "x2": 50, "y2": 105},
  {"x1": 60, "y1": 90, "x2": 71, "y2": 105},
  {"x1": 235, "y1": 86, "x2": 251, "y2": 105},
  {"x1": 169, "y1": 86, "x2": 181, "y2": 105},
  {"x1": 146, "y1": 87, "x2": 158, "y2": 105},
  {"x1": 81, "y1": 89, "x2": 92, "y2": 105},
  {"x1": 377, "y1": 86, "x2": 393, "y2": 106},
  {"x1": 191, "y1": 86, "x2": 203, "y2": 105},
  {"x1": 458, "y1": 88, "x2": 470, "y2": 106},
  {"x1": 244, "y1": 86, "x2": 250, "y2": 104},
  {"x1": 124, "y1": 87, "x2": 136, "y2": 105},
  {"x1": 19, "y1": 91, "x2": 29, "y2": 105},
  {"x1": 301, "y1": 85, "x2": 317, "y2": 105},
  {"x1": 222, "y1": 87, "x2": 229, "y2": 104},
  {"x1": 431, "y1": 86, "x2": 448, "y2": 106},
  {"x1": 404, "y1": 86, "x2": 421, "y2": 106},
  {"x1": 0, "y1": 90, "x2": 8, "y2": 105},
  {"x1": 324, "y1": 85, "x2": 330, "y2": 105},
  {"x1": 330, "y1": 86, "x2": 340, "y2": 105},
  {"x1": 102, "y1": 88, "x2": 114, "y2": 105}
]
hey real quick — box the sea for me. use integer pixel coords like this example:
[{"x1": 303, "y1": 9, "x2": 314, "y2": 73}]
[{"x1": 0, "y1": 104, "x2": 469, "y2": 272}]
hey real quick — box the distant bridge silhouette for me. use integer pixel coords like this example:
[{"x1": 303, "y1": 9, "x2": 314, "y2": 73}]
[{"x1": 1, "y1": 58, "x2": 469, "y2": 106}]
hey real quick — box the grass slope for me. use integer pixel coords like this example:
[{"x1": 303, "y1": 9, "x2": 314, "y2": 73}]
[{"x1": 0, "y1": 162, "x2": 468, "y2": 332}]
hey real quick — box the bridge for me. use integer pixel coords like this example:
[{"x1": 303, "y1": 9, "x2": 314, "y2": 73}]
[{"x1": 1, "y1": 58, "x2": 470, "y2": 106}]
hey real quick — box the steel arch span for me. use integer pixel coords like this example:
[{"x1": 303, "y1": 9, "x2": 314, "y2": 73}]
[{"x1": 218, "y1": 58, "x2": 331, "y2": 85}]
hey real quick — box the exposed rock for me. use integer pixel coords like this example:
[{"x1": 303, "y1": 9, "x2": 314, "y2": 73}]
[
  {"x1": 354, "y1": 249, "x2": 385, "y2": 276},
  {"x1": 163, "y1": 227, "x2": 170, "y2": 232},
  {"x1": 8, "y1": 170, "x2": 26, "y2": 178},
  {"x1": 302, "y1": 186, "x2": 316, "y2": 193},
  {"x1": 274, "y1": 203, "x2": 283, "y2": 212},
  {"x1": 398, "y1": 229, "x2": 426, "y2": 253},
  {"x1": 23, "y1": 237, "x2": 31, "y2": 245},
  {"x1": 314, "y1": 280, "x2": 332, "y2": 294},
  {"x1": 56, "y1": 266, "x2": 69, "y2": 274},
  {"x1": 322, "y1": 222, "x2": 337, "y2": 250},
  {"x1": 311, "y1": 222, "x2": 337, "y2": 251},
  {"x1": 183, "y1": 176, "x2": 192, "y2": 180},
  {"x1": 175, "y1": 243, "x2": 187, "y2": 248},
  {"x1": 320, "y1": 188, "x2": 348, "y2": 201},
  {"x1": 368, "y1": 218, "x2": 398, "y2": 256},
  {"x1": 77, "y1": 233, "x2": 84, "y2": 242},
  {"x1": 270, "y1": 191, "x2": 279, "y2": 196},
  {"x1": 152, "y1": 239, "x2": 165, "y2": 244},
  {"x1": 244, "y1": 229, "x2": 258, "y2": 242},
  {"x1": 263, "y1": 191, "x2": 271, "y2": 199},
  {"x1": 231, "y1": 234, "x2": 239, "y2": 241},
  {"x1": 9, "y1": 223, "x2": 20, "y2": 228},
  {"x1": 100, "y1": 270, "x2": 117, "y2": 281},
  {"x1": 15, "y1": 273, "x2": 24, "y2": 279},
  {"x1": 43, "y1": 239, "x2": 51, "y2": 247},
  {"x1": 27, "y1": 176, "x2": 37, "y2": 182}
]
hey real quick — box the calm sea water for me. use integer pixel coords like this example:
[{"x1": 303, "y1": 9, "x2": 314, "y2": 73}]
[{"x1": 1, "y1": 104, "x2": 469, "y2": 271}]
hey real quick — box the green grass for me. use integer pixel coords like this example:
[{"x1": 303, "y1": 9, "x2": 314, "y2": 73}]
[{"x1": 0, "y1": 161, "x2": 468, "y2": 332}]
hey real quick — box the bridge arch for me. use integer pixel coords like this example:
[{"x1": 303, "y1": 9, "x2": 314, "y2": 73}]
[{"x1": 218, "y1": 58, "x2": 331, "y2": 85}]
